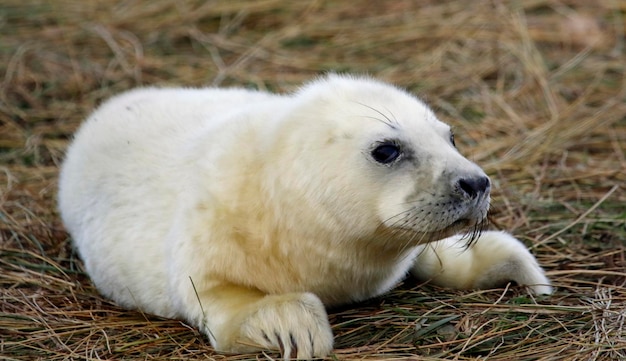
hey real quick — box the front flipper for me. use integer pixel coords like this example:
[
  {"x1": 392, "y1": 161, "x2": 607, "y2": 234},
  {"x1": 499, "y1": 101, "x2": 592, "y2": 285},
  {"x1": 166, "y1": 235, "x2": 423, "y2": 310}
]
[
  {"x1": 193, "y1": 284, "x2": 333, "y2": 360},
  {"x1": 411, "y1": 231, "x2": 552, "y2": 295}
]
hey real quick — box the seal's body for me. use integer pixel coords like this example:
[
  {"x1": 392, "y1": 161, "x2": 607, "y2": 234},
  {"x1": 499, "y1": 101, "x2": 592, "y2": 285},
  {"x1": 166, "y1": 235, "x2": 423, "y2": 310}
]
[{"x1": 59, "y1": 75, "x2": 551, "y2": 359}]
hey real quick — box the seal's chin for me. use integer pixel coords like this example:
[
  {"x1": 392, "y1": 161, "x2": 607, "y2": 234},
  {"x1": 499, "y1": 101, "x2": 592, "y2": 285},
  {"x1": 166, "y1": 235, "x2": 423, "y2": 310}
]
[
  {"x1": 449, "y1": 217, "x2": 475, "y2": 230},
  {"x1": 438, "y1": 215, "x2": 487, "y2": 240}
]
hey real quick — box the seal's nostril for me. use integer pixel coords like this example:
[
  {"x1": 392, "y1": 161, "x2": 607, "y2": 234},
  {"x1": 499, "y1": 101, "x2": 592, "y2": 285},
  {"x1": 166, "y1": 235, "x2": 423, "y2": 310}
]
[{"x1": 458, "y1": 176, "x2": 490, "y2": 198}]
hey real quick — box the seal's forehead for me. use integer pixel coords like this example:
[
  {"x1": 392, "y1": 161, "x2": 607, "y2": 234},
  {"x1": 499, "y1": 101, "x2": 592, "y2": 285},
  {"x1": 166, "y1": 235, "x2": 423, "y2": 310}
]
[
  {"x1": 297, "y1": 74, "x2": 452, "y2": 133},
  {"x1": 347, "y1": 86, "x2": 450, "y2": 134},
  {"x1": 298, "y1": 74, "x2": 400, "y2": 102}
]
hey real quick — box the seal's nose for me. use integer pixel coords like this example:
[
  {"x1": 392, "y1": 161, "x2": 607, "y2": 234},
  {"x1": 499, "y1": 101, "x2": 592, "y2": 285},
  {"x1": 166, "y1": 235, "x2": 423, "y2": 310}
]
[{"x1": 458, "y1": 176, "x2": 490, "y2": 199}]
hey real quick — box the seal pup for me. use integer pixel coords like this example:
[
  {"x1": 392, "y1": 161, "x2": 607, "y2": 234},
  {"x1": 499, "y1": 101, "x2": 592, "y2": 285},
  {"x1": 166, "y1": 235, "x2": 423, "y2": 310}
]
[{"x1": 58, "y1": 74, "x2": 552, "y2": 359}]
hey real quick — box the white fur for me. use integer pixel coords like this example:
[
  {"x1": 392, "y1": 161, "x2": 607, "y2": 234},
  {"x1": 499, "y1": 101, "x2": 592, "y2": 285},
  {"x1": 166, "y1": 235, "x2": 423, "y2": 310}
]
[
  {"x1": 59, "y1": 74, "x2": 551, "y2": 360},
  {"x1": 411, "y1": 231, "x2": 552, "y2": 295}
]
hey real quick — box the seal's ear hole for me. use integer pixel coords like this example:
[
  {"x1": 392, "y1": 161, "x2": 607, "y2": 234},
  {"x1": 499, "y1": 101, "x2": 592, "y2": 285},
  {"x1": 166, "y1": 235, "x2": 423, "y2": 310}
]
[
  {"x1": 450, "y1": 131, "x2": 456, "y2": 148},
  {"x1": 371, "y1": 143, "x2": 401, "y2": 164}
]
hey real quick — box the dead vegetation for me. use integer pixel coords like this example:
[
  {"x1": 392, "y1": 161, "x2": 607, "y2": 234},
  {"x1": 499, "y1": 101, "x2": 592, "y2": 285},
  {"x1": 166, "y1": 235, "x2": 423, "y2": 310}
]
[{"x1": 1, "y1": 1, "x2": 625, "y2": 360}]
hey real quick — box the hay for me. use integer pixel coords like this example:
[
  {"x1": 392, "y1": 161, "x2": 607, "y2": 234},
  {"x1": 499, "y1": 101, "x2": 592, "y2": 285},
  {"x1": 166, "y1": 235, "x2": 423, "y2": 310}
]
[{"x1": 1, "y1": 0, "x2": 624, "y2": 360}]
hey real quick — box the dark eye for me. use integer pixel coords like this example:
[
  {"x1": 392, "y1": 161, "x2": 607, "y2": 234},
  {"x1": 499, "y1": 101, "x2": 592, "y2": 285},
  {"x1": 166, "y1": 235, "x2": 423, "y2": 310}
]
[
  {"x1": 371, "y1": 143, "x2": 401, "y2": 164},
  {"x1": 450, "y1": 132, "x2": 456, "y2": 147}
]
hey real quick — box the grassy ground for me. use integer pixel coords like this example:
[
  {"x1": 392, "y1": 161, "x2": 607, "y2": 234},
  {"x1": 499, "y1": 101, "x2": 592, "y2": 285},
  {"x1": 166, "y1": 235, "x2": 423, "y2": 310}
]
[{"x1": 1, "y1": 1, "x2": 625, "y2": 360}]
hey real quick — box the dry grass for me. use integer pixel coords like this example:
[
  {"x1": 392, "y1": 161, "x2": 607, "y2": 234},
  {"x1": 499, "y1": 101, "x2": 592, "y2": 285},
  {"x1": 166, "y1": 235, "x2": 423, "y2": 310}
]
[{"x1": 1, "y1": 0, "x2": 625, "y2": 360}]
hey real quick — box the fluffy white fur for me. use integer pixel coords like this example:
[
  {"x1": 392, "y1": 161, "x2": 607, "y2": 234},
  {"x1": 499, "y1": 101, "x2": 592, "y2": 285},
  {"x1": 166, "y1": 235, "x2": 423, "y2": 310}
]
[{"x1": 58, "y1": 74, "x2": 551, "y2": 360}]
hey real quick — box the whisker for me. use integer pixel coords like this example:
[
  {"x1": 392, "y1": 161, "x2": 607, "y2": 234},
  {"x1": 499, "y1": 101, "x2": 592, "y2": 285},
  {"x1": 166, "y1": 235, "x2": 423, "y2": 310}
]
[
  {"x1": 354, "y1": 101, "x2": 397, "y2": 129},
  {"x1": 377, "y1": 209, "x2": 414, "y2": 230},
  {"x1": 381, "y1": 106, "x2": 399, "y2": 125},
  {"x1": 460, "y1": 217, "x2": 488, "y2": 248},
  {"x1": 359, "y1": 115, "x2": 396, "y2": 128}
]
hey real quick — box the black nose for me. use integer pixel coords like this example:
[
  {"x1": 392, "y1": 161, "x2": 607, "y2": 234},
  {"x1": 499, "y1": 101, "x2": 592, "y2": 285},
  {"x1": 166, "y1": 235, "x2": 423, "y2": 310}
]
[{"x1": 458, "y1": 176, "x2": 490, "y2": 198}]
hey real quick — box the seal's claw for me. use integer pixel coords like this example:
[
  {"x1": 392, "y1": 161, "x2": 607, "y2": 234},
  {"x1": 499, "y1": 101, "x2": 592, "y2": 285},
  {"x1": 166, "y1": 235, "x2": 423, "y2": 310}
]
[{"x1": 236, "y1": 293, "x2": 333, "y2": 360}]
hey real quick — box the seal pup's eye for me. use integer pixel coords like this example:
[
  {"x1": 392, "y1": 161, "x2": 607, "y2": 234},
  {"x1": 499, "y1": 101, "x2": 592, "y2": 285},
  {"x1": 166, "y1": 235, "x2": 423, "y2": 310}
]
[
  {"x1": 450, "y1": 132, "x2": 456, "y2": 148},
  {"x1": 371, "y1": 143, "x2": 401, "y2": 164}
]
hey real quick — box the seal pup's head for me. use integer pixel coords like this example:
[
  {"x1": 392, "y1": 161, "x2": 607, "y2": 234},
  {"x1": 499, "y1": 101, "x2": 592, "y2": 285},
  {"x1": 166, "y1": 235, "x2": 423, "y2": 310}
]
[{"x1": 266, "y1": 74, "x2": 490, "y2": 250}]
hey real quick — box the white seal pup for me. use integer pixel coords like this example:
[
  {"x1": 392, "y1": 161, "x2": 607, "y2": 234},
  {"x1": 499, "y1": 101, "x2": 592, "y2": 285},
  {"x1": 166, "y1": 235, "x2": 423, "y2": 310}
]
[{"x1": 58, "y1": 74, "x2": 552, "y2": 359}]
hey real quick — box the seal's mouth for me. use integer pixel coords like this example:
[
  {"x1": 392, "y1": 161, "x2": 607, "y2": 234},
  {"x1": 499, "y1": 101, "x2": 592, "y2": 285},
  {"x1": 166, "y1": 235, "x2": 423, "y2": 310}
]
[
  {"x1": 435, "y1": 212, "x2": 486, "y2": 235},
  {"x1": 441, "y1": 217, "x2": 473, "y2": 236},
  {"x1": 380, "y1": 196, "x2": 490, "y2": 246},
  {"x1": 450, "y1": 217, "x2": 471, "y2": 228},
  {"x1": 446, "y1": 215, "x2": 489, "y2": 246},
  {"x1": 381, "y1": 214, "x2": 488, "y2": 249},
  {"x1": 453, "y1": 214, "x2": 486, "y2": 227},
  {"x1": 447, "y1": 196, "x2": 490, "y2": 232}
]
